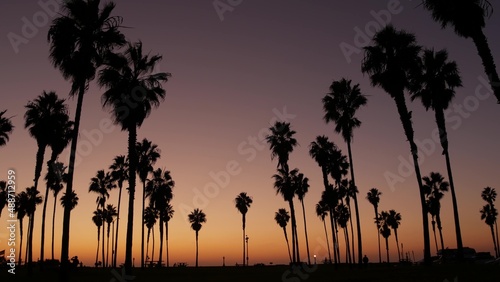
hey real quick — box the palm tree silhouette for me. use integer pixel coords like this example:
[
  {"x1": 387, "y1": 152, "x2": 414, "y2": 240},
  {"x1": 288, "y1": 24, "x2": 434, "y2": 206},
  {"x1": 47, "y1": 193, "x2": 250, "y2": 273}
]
[
  {"x1": 315, "y1": 200, "x2": 332, "y2": 263},
  {"x1": 92, "y1": 209, "x2": 104, "y2": 267},
  {"x1": 324, "y1": 78, "x2": 367, "y2": 265},
  {"x1": 336, "y1": 204, "x2": 351, "y2": 263},
  {"x1": 266, "y1": 121, "x2": 299, "y2": 263},
  {"x1": 60, "y1": 189, "x2": 79, "y2": 211},
  {"x1": 366, "y1": 188, "x2": 382, "y2": 263},
  {"x1": 163, "y1": 203, "x2": 175, "y2": 267},
  {"x1": 362, "y1": 25, "x2": 431, "y2": 264},
  {"x1": 188, "y1": 208, "x2": 207, "y2": 267},
  {"x1": 421, "y1": 0, "x2": 500, "y2": 103},
  {"x1": 481, "y1": 187, "x2": 499, "y2": 257},
  {"x1": 109, "y1": 155, "x2": 129, "y2": 267},
  {"x1": 386, "y1": 210, "x2": 402, "y2": 261},
  {"x1": 379, "y1": 211, "x2": 392, "y2": 263},
  {"x1": 25, "y1": 186, "x2": 43, "y2": 269},
  {"x1": 275, "y1": 208, "x2": 292, "y2": 263},
  {"x1": 99, "y1": 40, "x2": 169, "y2": 272},
  {"x1": 0, "y1": 110, "x2": 14, "y2": 147},
  {"x1": 48, "y1": 1, "x2": 125, "y2": 275},
  {"x1": 480, "y1": 204, "x2": 499, "y2": 258},
  {"x1": 423, "y1": 172, "x2": 449, "y2": 253},
  {"x1": 235, "y1": 192, "x2": 253, "y2": 266},
  {"x1": 44, "y1": 162, "x2": 67, "y2": 260},
  {"x1": 411, "y1": 48, "x2": 464, "y2": 259},
  {"x1": 146, "y1": 168, "x2": 174, "y2": 267},
  {"x1": 104, "y1": 204, "x2": 117, "y2": 267},
  {"x1": 294, "y1": 171, "x2": 312, "y2": 265},
  {"x1": 344, "y1": 180, "x2": 357, "y2": 264},
  {"x1": 144, "y1": 205, "x2": 158, "y2": 264},
  {"x1": 136, "y1": 138, "x2": 161, "y2": 268},
  {"x1": 24, "y1": 91, "x2": 68, "y2": 271},
  {"x1": 15, "y1": 191, "x2": 28, "y2": 265}
]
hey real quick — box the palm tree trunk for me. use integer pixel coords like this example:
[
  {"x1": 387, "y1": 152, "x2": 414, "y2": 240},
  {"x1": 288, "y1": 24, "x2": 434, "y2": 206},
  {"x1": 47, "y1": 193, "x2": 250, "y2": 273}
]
[
  {"x1": 347, "y1": 199, "x2": 355, "y2": 264},
  {"x1": 385, "y1": 237, "x2": 390, "y2": 263},
  {"x1": 158, "y1": 217, "x2": 164, "y2": 267},
  {"x1": 495, "y1": 220, "x2": 500, "y2": 258},
  {"x1": 394, "y1": 229, "x2": 401, "y2": 262},
  {"x1": 195, "y1": 230, "x2": 199, "y2": 267},
  {"x1": 166, "y1": 220, "x2": 169, "y2": 267},
  {"x1": 51, "y1": 194, "x2": 58, "y2": 260},
  {"x1": 329, "y1": 209, "x2": 338, "y2": 265},
  {"x1": 242, "y1": 214, "x2": 246, "y2": 266},
  {"x1": 102, "y1": 217, "x2": 105, "y2": 267},
  {"x1": 27, "y1": 212, "x2": 35, "y2": 272},
  {"x1": 432, "y1": 219, "x2": 438, "y2": 255},
  {"x1": 374, "y1": 208, "x2": 381, "y2": 263},
  {"x1": 113, "y1": 184, "x2": 123, "y2": 268},
  {"x1": 393, "y1": 93, "x2": 431, "y2": 265},
  {"x1": 111, "y1": 221, "x2": 115, "y2": 267},
  {"x1": 344, "y1": 227, "x2": 351, "y2": 264},
  {"x1": 436, "y1": 213, "x2": 445, "y2": 252},
  {"x1": 40, "y1": 181, "x2": 50, "y2": 267},
  {"x1": 152, "y1": 226, "x2": 155, "y2": 263},
  {"x1": 347, "y1": 140, "x2": 363, "y2": 266},
  {"x1": 25, "y1": 221, "x2": 30, "y2": 264},
  {"x1": 124, "y1": 124, "x2": 138, "y2": 274},
  {"x1": 288, "y1": 200, "x2": 297, "y2": 263},
  {"x1": 141, "y1": 181, "x2": 146, "y2": 269},
  {"x1": 146, "y1": 228, "x2": 150, "y2": 265},
  {"x1": 106, "y1": 223, "x2": 110, "y2": 267},
  {"x1": 60, "y1": 83, "x2": 85, "y2": 282},
  {"x1": 283, "y1": 228, "x2": 292, "y2": 263},
  {"x1": 334, "y1": 219, "x2": 341, "y2": 263},
  {"x1": 471, "y1": 29, "x2": 500, "y2": 103},
  {"x1": 300, "y1": 199, "x2": 311, "y2": 265},
  {"x1": 18, "y1": 218, "x2": 24, "y2": 265},
  {"x1": 322, "y1": 220, "x2": 332, "y2": 263},
  {"x1": 490, "y1": 225, "x2": 498, "y2": 258},
  {"x1": 435, "y1": 108, "x2": 464, "y2": 260},
  {"x1": 95, "y1": 227, "x2": 100, "y2": 267}
]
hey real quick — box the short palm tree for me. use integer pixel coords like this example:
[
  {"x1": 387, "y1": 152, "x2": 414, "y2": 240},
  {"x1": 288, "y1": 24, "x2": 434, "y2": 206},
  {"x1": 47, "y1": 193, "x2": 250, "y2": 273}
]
[
  {"x1": 0, "y1": 110, "x2": 14, "y2": 147},
  {"x1": 316, "y1": 200, "x2": 332, "y2": 263},
  {"x1": 480, "y1": 204, "x2": 499, "y2": 258},
  {"x1": 188, "y1": 208, "x2": 207, "y2": 267},
  {"x1": 481, "y1": 187, "x2": 499, "y2": 257},
  {"x1": 379, "y1": 211, "x2": 392, "y2": 263},
  {"x1": 362, "y1": 25, "x2": 431, "y2": 264},
  {"x1": 16, "y1": 191, "x2": 29, "y2": 265},
  {"x1": 294, "y1": 172, "x2": 312, "y2": 265},
  {"x1": 25, "y1": 186, "x2": 43, "y2": 269},
  {"x1": 48, "y1": 1, "x2": 125, "y2": 273},
  {"x1": 92, "y1": 209, "x2": 104, "y2": 267},
  {"x1": 163, "y1": 203, "x2": 175, "y2": 267},
  {"x1": 324, "y1": 78, "x2": 367, "y2": 265},
  {"x1": 104, "y1": 204, "x2": 117, "y2": 267},
  {"x1": 336, "y1": 204, "x2": 351, "y2": 264},
  {"x1": 235, "y1": 192, "x2": 253, "y2": 266},
  {"x1": 275, "y1": 208, "x2": 292, "y2": 263},
  {"x1": 144, "y1": 205, "x2": 158, "y2": 264},
  {"x1": 386, "y1": 210, "x2": 402, "y2": 261},
  {"x1": 421, "y1": 0, "x2": 500, "y2": 103},
  {"x1": 109, "y1": 155, "x2": 128, "y2": 267},
  {"x1": 136, "y1": 138, "x2": 161, "y2": 268},
  {"x1": 423, "y1": 172, "x2": 449, "y2": 252},
  {"x1": 99, "y1": 41, "x2": 169, "y2": 272},
  {"x1": 411, "y1": 48, "x2": 464, "y2": 259},
  {"x1": 366, "y1": 188, "x2": 382, "y2": 263},
  {"x1": 44, "y1": 161, "x2": 67, "y2": 260}
]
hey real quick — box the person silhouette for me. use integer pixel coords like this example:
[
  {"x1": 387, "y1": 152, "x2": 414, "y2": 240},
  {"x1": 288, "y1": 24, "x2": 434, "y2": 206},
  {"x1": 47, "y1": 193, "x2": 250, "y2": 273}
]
[{"x1": 363, "y1": 255, "x2": 369, "y2": 268}]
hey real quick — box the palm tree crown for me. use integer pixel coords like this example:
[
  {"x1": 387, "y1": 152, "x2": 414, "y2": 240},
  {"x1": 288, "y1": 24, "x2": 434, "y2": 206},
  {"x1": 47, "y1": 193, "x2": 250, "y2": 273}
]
[{"x1": 0, "y1": 110, "x2": 14, "y2": 147}]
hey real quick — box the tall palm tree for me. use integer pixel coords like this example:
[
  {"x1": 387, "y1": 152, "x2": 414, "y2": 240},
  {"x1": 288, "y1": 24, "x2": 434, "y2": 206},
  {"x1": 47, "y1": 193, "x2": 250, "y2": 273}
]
[
  {"x1": 0, "y1": 110, "x2": 14, "y2": 147},
  {"x1": 316, "y1": 200, "x2": 332, "y2": 263},
  {"x1": 163, "y1": 203, "x2": 175, "y2": 267},
  {"x1": 104, "y1": 204, "x2": 117, "y2": 267},
  {"x1": 294, "y1": 172, "x2": 312, "y2": 265},
  {"x1": 411, "y1": 48, "x2": 464, "y2": 259},
  {"x1": 99, "y1": 41, "x2": 169, "y2": 272},
  {"x1": 266, "y1": 121, "x2": 299, "y2": 263},
  {"x1": 109, "y1": 155, "x2": 128, "y2": 267},
  {"x1": 16, "y1": 191, "x2": 29, "y2": 265},
  {"x1": 48, "y1": 1, "x2": 125, "y2": 275},
  {"x1": 480, "y1": 204, "x2": 499, "y2": 258},
  {"x1": 379, "y1": 211, "x2": 392, "y2": 263},
  {"x1": 386, "y1": 210, "x2": 402, "y2": 261},
  {"x1": 421, "y1": 0, "x2": 500, "y2": 103},
  {"x1": 45, "y1": 162, "x2": 67, "y2": 260},
  {"x1": 146, "y1": 168, "x2": 174, "y2": 267},
  {"x1": 275, "y1": 208, "x2": 292, "y2": 263},
  {"x1": 24, "y1": 91, "x2": 68, "y2": 269},
  {"x1": 423, "y1": 172, "x2": 449, "y2": 252},
  {"x1": 482, "y1": 187, "x2": 499, "y2": 257},
  {"x1": 0, "y1": 181, "x2": 6, "y2": 218},
  {"x1": 136, "y1": 138, "x2": 161, "y2": 268},
  {"x1": 25, "y1": 186, "x2": 43, "y2": 269},
  {"x1": 188, "y1": 208, "x2": 207, "y2": 267},
  {"x1": 366, "y1": 188, "x2": 382, "y2": 263},
  {"x1": 92, "y1": 209, "x2": 104, "y2": 267},
  {"x1": 323, "y1": 78, "x2": 367, "y2": 265},
  {"x1": 235, "y1": 192, "x2": 253, "y2": 266},
  {"x1": 362, "y1": 25, "x2": 431, "y2": 264},
  {"x1": 144, "y1": 205, "x2": 158, "y2": 264}
]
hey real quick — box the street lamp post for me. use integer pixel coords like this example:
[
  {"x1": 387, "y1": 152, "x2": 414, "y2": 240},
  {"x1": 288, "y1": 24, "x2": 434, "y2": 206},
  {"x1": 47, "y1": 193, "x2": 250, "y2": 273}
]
[
  {"x1": 314, "y1": 255, "x2": 317, "y2": 265},
  {"x1": 245, "y1": 235, "x2": 249, "y2": 266}
]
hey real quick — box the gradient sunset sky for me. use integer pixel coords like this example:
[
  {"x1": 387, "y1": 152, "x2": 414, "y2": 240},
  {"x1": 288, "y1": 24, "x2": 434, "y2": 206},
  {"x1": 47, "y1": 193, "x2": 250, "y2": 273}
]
[{"x1": 1, "y1": 0, "x2": 499, "y2": 267}]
